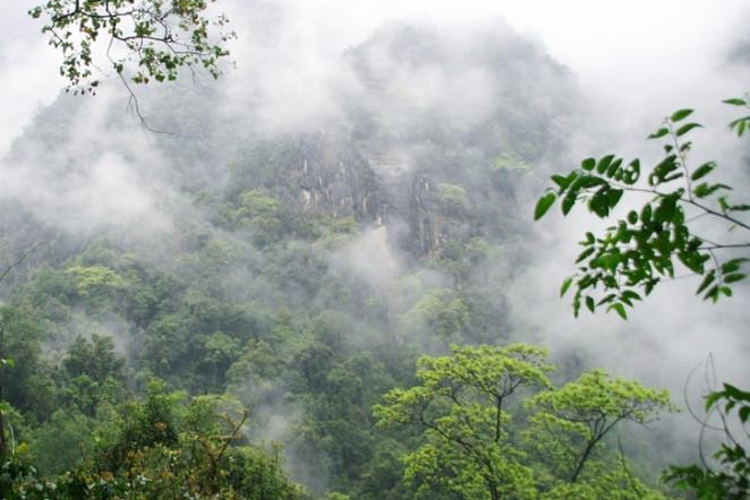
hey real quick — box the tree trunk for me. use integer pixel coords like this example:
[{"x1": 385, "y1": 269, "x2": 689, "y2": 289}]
[
  {"x1": 488, "y1": 480, "x2": 500, "y2": 500},
  {"x1": 571, "y1": 440, "x2": 597, "y2": 483},
  {"x1": 0, "y1": 407, "x2": 7, "y2": 458}
]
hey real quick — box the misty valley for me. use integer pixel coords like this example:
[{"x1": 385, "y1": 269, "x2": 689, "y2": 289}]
[{"x1": 1, "y1": 9, "x2": 749, "y2": 500}]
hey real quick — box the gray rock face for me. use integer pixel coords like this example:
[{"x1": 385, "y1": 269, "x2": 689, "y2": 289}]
[
  {"x1": 366, "y1": 155, "x2": 411, "y2": 224},
  {"x1": 293, "y1": 134, "x2": 384, "y2": 222}
]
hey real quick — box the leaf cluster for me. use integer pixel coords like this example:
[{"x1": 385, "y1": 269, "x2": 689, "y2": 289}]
[
  {"x1": 29, "y1": 0, "x2": 237, "y2": 94},
  {"x1": 535, "y1": 103, "x2": 750, "y2": 318},
  {"x1": 664, "y1": 384, "x2": 750, "y2": 500}
]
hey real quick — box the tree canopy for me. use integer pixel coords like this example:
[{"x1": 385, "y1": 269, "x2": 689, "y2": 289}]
[
  {"x1": 375, "y1": 344, "x2": 674, "y2": 500},
  {"x1": 29, "y1": 0, "x2": 236, "y2": 94}
]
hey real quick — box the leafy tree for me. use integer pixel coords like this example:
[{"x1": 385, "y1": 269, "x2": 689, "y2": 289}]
[
  {"x1": 202, "y1": 330, "x2": 242, "y2": 390},
  {"x1": 66, "y1": 265, "x2": 126, "y2": 313},
  {"x1": 0, "y1": 252, "x2": 41, "y2": 459},
  {"x1": 222, "y1": 190, "x2": 291, "y2": 246},
  {"x1": 374, "y1": 344, "x2": 551, "y2": 500},
  {"x1": 436, "y1": 183, "x2": 470, "y2": 216},
  {"x1": 0, "y1": 307, "x2": 55, "y2": 422},
  {"x1": 399, "y1": 289, "x2": 470, "y2": 343},
  {"x1": 2, "y1": 381, "x2": 304, "y2": 500},
  {"x1": 526, "y1": 369, "x2": 673, "y2": 483},
  {"x1": 57, "y1": 335, "x2": 125, "y2": 417},
  {"x1": 63, "y1": 334, "x2": 125, "y2": 383},
  {"x1": 26, "y1": 409, "x2": 95, "y2": 474},
  {"x1": 374, "y1": 344, "x2": 671, "y2": 500},
  {"x1": 535, "y1": 93, "x2": 750, "y2": 499}
]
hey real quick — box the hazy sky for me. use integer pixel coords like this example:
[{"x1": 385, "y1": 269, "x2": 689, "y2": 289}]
[{"x1": 1, "y1": 0, "x2": 748, "y2": 155}]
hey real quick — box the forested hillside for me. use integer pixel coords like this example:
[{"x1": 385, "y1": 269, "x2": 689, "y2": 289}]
[{"x1": 0, "y1": 19, "x2": 740, "y2": 500}]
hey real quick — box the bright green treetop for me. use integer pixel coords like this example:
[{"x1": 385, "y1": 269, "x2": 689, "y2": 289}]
[{"x1": 375, "y1": 344, "x2": 674, "y2": 500}]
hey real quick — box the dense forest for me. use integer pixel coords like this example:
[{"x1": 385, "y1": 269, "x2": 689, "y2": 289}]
[{"x1": 1, "y1": 7, "x2": 749, "y2": 500}]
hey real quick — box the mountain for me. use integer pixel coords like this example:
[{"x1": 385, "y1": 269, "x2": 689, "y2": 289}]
[{"x1": 0, "y1": 21, "x2": 582, "y2": 498}]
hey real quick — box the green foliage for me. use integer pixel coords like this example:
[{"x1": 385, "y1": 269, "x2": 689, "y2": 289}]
[
  {"x1": 536, "y1": 94, "x2": 750, "y2": 500},
  {"x1": 375, "y1": 345, "x2": 673, "y2": 500},
  {"x1": 723, "y1": 94, "x2": 750, "y2": 137},
  {"x1": 0, "y1": 306, "x2": 55, "y2": 420},
  {"x1": 536, "y1": 98, "x2": 750, "y2": 318},
  {"x1": 26, "y1": 409, "x2": 95, "y2": 475},
  {"x1": 492, "y1": 153, "x2": 532, "y2": 173},
  {"x1": 63, "y1": 334, "x2": 125, "y2": 383},
  {"x1": 399, "y1": 289, "x2": 470, "y2": 343},
  {"x1": 0, "y1": 28, "x2": 687, "y2": 499},
  {"x1": 663, "y1": 382, "x2": 750, "y2": 499},
  {"x1": 436, "y1": 183, "x2": 470, "y2": 215},
  {"x1": 65, "y1": 265, "x2": 126, "y2": 312},
  {"x1": 29, "y1": 0, "x2": 236, "y2": 94},
  {"x1": 375, "y1": 344, "x2": 550, "y2": 500},
  {"x1": 2, "y1": 383, "x2": 303, "y2": 500},
  {"x1": 527, "y1": 369, "x2": 674, "y2": 482},
  {"x1": 66, "y1": 266, "x2": 125, "y2": 295},
  {"x1": 221, "y1": 190, "x2": 290, "y2": 246},
  {"x1": 539, "y1": 465, "x2": 671, "y2": 500}
]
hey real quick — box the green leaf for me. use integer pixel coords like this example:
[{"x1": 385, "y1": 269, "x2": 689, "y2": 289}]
[
  {"x1": 596, "y1": 155, "x2": 614, "y2": 174},
  {"x1": 606, "y1": 158, "x2": 623, "y2": 178},
  {"x1": 562, "y1": 194, "x2": 576, "y2": 216},
  {"x1": 534, "y1": 193, "x2": 557, "y2": 220},
  {"x1": 694, "y1": 182, "x2": 731, "y2": 198},
  {"x1": 670, "y1": 108, "x2": 694, "y2": 122},
  {"x1": 597, "y1": 294, "x2": 617, "y2": 306},
  {"x1": 722, "y1": 383, "x2": 750, "y2": 400},
  {"x1": 588, "y1": 192, "x2": 610, "y2": 217},
  {"x1": 723, "y1": 273, "x2": 745, "y2": 284},
  {"x1": 585, "y1": 296, "x2": 595, "y2": 313},
  {"x1": 723, "y1": 97, "x2": 747, "y2": 106},
  {"x1": 722, "y1": 258, "x2": 749, "y2": 273},
  {"x1": 696, "y1": 270, "x2": 715, "y2": 295},
  {"x1": 704, "y1": 285, "x2": 720, "y2": 302},
  {"x1": 648, "y1": 127, "x2": 670, "y2": 139},
  {"x1": 675, "y1": 122, "x2": 703, "y2": 137},
  {"x1": 622, "y1": 290, "x2": 642, "y2": 302},
  {"x1": 560, "y1": 277, "x2": 573, "y2": 297},
  {"x1": 606, "y1": 189, "x2": 623, "y2": 208},
  {"x1": 641, "y1": 204, "x2": 652, "y2": 223},
  {"x1": 654, "y1": 196, "x2": 678, "y2": 223},
  {"x1": 552, "y1": 174, "x2": 570, "y2": 191},
  {"x1": 607, "y1": 303, "x2": 628, "y2": 320},
  {"x1": 576, "y1": 247, "x2": 595, "y2": 264},
  {"x1": 622, "y1": 159, "x2": 641, "y2": 185},
  {"x1": 705, "y1": 391, "x2": 722, "y2": 411},
  {"x1": 581, "y1": 158, "x2": 596, "y2": 171},
  {"x1": 690, "y1": 162, "x2": 715, "y2": 181},
  {"x1": 718, "y1": 196, "x2": 730, "y2": 212},
  {"x1": 737, "y1": 118, "x2": 748, "y2": 137}
]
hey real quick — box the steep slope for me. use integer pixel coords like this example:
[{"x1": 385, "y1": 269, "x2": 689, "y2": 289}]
[{"x1": 0, "y1": 21, "x2": 581, "y2": 499}]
